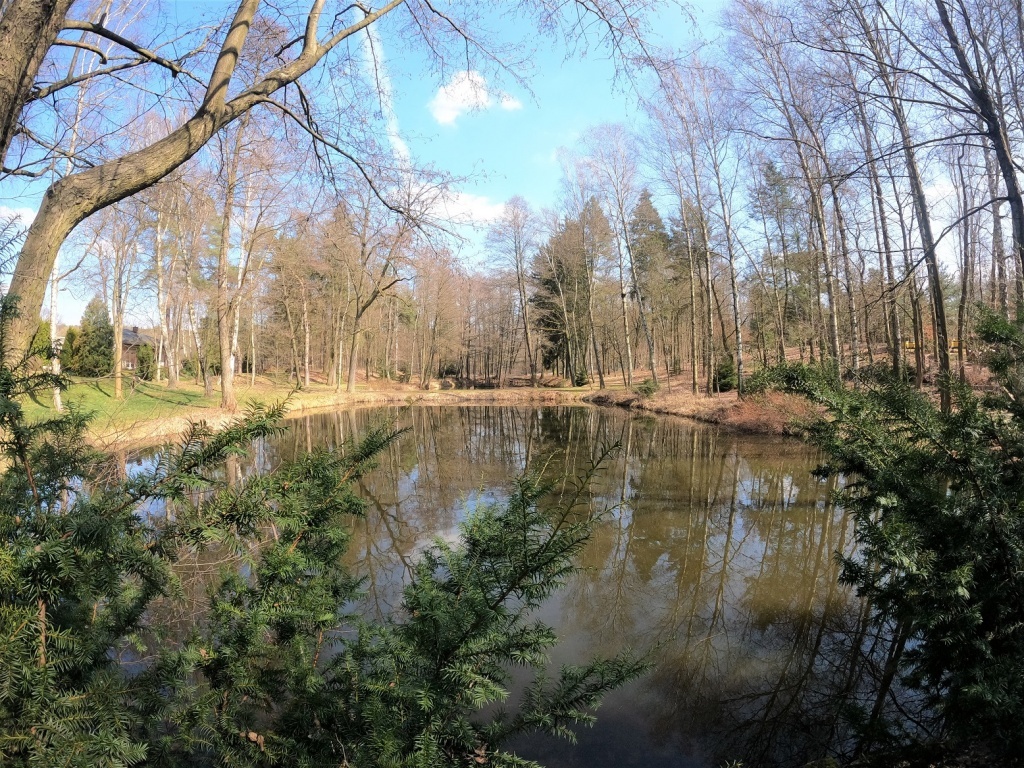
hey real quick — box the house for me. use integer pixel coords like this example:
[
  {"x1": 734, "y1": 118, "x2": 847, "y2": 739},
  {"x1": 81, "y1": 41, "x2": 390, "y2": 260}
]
[{"x1": 121, "y1": 326, "x2": 156, "y2": 371}]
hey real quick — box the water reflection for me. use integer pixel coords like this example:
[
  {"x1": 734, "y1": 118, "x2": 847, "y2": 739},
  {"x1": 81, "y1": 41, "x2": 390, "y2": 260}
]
[{"x1": 138, "y1": 405, "x2": 881, "y2": 767}]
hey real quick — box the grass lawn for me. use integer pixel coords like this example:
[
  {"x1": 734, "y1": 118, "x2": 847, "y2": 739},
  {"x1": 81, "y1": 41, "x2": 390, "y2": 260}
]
[
  {"x1": 21, "y1": 375, "x2": 358, "y2": 432},
  {"x1": 22, "y1": 377, "x2": 224, "y2": 425}
]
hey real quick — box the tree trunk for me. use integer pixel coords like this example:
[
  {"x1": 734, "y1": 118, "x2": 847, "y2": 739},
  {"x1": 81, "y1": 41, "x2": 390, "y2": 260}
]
[
  {"x1": 857, "y1": 93, "x2": 903, "y2": 376},
  {"x1": 856, "y1": 2, "x2": 950, "y2": 408},
  {"x1": 113, "y1": 320, "x2": 123, "y2": 400},
  {"x1": 933, "y1": 0, "x2": 1024, "y2": 320},
  {"x1": 249, "y1": 304, "x2": 257, "y2": 386},
  {"x1": 215, "y1": 127, "x2": 243, "y2": 411},
  {"x1": 347, "y1": 315, "x2": 362, "y2": 393},
  {"x1": 710, "y1": 160, "x2": 743, "y2": 394},
  {"x1": 615, "y1": 241, "x2": 634, "y2": 387},
  {"x1": 684, "y1": 216, "x2": 699, "y2": 394},
  {"x1": 516, "y1": 265, "x2": 538, "y2": 386},
  {"x1": 0, "y1": 0, "x2": 76, "y2": 166},
  {"x1": 302, "y1": 287, "x2": 311, "y2": 389},
  {"x1": 621, "y1": 216, "x2": 657, "y2": 383},
  {"x1": 5, "y1": 0, "x2": 406, "y2": 358},
  {"x1": 283, "y1": 299, "x2": 301, "y2": 385},
  {"x1": 828, "y1": 176, "x2": 860, "y2": 372},
  {"x1": 49, "y1": 263, "x2": 63, "y2": 412},
  {"x1": 984, "y1": 142, "x2": 1009, "y2": 317}
]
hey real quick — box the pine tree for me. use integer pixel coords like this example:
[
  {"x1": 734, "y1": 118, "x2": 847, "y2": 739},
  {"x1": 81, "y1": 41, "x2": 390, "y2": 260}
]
[
  {"x1": 628, "y1": 189, "x2": 670, "y2": 281},
  {"x1": 71, "y1": 296, "x2": 114, "y2": 377},
  {"x1": 752, "y1": 311, "x2": 1024, "y2": 755},
  {"x1": 0, "y1": 296, "x2": 643, "y2": 767}
]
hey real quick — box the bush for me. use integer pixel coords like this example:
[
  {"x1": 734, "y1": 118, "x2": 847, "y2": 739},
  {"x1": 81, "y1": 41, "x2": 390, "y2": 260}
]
[
  {"x1": 58, "y1": 326, "x2": 77, "y2": 371},
  {"x1": 136, "y1": 343, "x2": 155, "y2": 381},
  {"x1": 761, "y1": 307, "x2": 1024, "y2": 756},
  {"x1": 438, "y1": 361, "x2": 460, "y2": 378},
  {"x1": 714, "y1": 356, "x2": 737, "y2": 392},
  {"x1": 29, "y1": 319, "x2": 52, "y2": 360},
  {"x1": 180, "y1": 357, "x2": 200, "y2": 378},
  {"x1": 0, "y1": 297, "x2": 642, "y2": 768},
  {"x1": 634, "y1": 378, "x2": 659, "y2": 398}
]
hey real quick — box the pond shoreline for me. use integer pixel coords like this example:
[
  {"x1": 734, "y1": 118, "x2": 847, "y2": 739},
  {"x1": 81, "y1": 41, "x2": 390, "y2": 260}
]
[
  {"x1": 84, "y1": 383, "x2": 816, "y2": 451},
  {"x1": 88, "y1": 386, "x2": 590, "y2": 450},
  {"x1": 581, "y1": 387, "x2": 820, "y2": 435}
]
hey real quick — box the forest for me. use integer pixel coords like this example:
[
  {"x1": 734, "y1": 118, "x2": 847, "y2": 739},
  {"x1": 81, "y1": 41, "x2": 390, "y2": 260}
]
[
  {"x1": 2, "y1": 0, "x2": 1024, "y2": 767},
  {"x1": 3, "y1": 0, "x2": 1022, "y2": 412}
]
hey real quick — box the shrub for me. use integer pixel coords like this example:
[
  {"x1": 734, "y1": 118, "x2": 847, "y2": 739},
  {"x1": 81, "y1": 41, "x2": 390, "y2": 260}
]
[
  {"x1": 58, "y1": 326, "x2": 77, "y2": 371},
  {"x1": 714, "y1": 356, "x2": 737, "y2": 392},
  {"x1": 634, "y1": 378, "x2": 659, "y2": 399},
  {"x1": 0, "y1": 297, "x2": 642, "y2": 768},
  {"x1": 761, "y1": 307, "x2": 1024, "y2": 756},
  {"x1": 29, "y1": 319, "x2": 52, "y2": 359},
  {"x1": 136, "y1": 343, "x2": 155, "y2": 381}
]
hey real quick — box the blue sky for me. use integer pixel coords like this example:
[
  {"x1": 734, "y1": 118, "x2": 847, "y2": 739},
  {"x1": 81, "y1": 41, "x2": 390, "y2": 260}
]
[{"x1": 376, "y1": 1, "x2": 727, "y2": 262}]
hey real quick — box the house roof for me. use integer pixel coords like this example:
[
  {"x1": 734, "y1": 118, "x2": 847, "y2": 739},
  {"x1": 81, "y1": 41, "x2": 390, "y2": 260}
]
[{"x1": 122, "y1": 328, "x2": 157, "y2": 348}]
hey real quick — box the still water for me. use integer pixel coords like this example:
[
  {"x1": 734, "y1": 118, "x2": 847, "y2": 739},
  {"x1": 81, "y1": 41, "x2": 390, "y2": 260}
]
[{"x1": 142, "y1": 405, "x2": 873, "y2": 767}]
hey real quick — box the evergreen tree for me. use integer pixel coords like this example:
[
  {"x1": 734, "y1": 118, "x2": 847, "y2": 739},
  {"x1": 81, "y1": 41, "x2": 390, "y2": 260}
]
[
  {"x1": 0, "y1": 297, "x2": 643, "y2": 767},
  {"x1": 71, "y1": 296, "x2": 114, "y2": 377},
  {"x1": 531, "y1": 217, "x2": 593, "y2": 384},
  {"x1": 58, "y1": 326, "x2": 77, "y2": 373},
  {"x1": 136, "y1": 343, "x2": 155, "y2": 381},
  {"x1": 531, "y1": 202, "x2": 613, "y2": 386},
  {"x1": 28, "y1": 319, "x2": 51, "y2": 359},
  {"x1": 628, "y1": 189, "x2": 670, "y2": 282},
  {"x1": 752, "y1": 310, "x2": 1024, "y2": 756}
]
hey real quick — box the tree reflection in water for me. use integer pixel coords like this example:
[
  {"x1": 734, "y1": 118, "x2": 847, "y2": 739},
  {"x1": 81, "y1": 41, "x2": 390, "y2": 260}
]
[{"x1": 136, "y1": 405, "x2": 905, "y2": 768}]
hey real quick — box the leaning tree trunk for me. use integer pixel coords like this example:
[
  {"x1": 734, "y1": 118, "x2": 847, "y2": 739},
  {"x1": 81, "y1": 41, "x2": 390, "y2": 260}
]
[
  {"x1": 856, "y1": 2, "x2": 950, "y2": 408},
  {"x1": 5, "y1": 0, "x2": 406, "y2": 359},
  {"x1": 934, "y1": 0, "x2": 1024, "y2": 321}
]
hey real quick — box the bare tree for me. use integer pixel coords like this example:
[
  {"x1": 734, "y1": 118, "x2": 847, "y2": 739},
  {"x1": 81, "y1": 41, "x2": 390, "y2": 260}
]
[
  {"x1": 82, "y1": 203, "x2": 143, "y2": 399},
  {"x1": 488, "y1": 196, "x2": 539, "y2": 385},
  {"x1": 580, "y1": 124, "x2": 658, "y2": 385},
  {"x1": 3, "y1": 0, "x2": 667, "y2": 359}
]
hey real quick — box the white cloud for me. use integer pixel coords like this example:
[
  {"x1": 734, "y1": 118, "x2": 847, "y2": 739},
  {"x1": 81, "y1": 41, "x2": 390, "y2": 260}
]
[
  {"x1": 428, "y1": 71, "x2": 522, "y2": 125},
  {"x1": 499, "y1": 94, "x2": 523, "y2": 112},
  {"x1": 435, "y1": 190, "x2": 506, "y2": 227},
  {"x1": 0, "y1": 205, "x2": 36, "y2": 226}
]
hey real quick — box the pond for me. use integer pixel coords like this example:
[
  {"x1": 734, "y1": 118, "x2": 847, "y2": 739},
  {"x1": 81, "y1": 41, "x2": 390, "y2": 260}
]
[{"x1": 137, "y1": 404, "x2": 875, "y2": 768}]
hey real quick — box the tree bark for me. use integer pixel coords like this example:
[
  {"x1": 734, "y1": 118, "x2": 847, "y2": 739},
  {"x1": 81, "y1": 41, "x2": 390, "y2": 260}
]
[
  {"x1": 215, "y1": 127, "x2": 243, "y2": 411},
  {"x1": 0, "y1": 0, "x2": 76, "y2": 166},
  {"x1": 856, "y1": 0, "x2": 951, "y2": 407}
]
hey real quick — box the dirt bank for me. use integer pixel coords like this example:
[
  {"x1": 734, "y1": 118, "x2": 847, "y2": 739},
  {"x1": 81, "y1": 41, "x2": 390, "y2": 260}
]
[{"x1": 582, "y1": 387, "x2": 820, "y2": 435}]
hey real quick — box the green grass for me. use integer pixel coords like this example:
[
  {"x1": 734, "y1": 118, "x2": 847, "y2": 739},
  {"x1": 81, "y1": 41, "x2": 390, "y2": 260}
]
[{"x1": 22, "y1": 377, "x2": 221, "y2": 426}]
